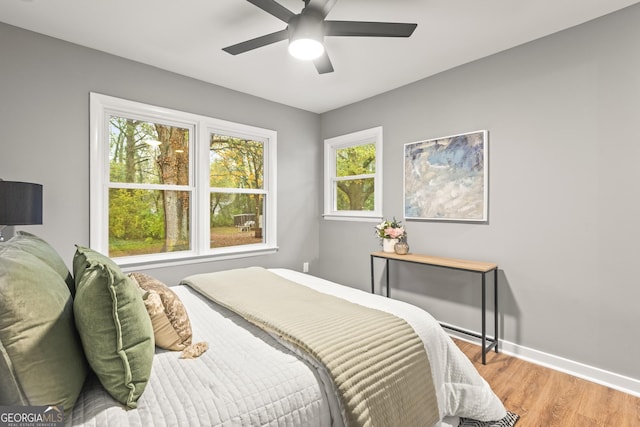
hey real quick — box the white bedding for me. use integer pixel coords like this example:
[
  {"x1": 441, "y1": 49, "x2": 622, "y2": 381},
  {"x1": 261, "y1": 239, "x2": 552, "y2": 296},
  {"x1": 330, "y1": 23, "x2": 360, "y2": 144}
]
[
  {"x1": 271, "y1": 269, "x2": 505, "y2": 423},
  {"x1": 68, "y1": 268, "x2": 505, "y2": 427}
]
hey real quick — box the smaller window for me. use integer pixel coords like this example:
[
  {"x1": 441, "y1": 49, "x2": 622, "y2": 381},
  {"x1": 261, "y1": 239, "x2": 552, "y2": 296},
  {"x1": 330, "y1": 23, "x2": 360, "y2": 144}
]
[{"x1": 323, "y1": 127, "x2": 383, "y2": 221}]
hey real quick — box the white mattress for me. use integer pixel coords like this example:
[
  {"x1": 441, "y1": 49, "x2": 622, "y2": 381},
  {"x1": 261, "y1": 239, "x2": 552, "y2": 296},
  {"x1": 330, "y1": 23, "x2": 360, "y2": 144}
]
[{"x1": 68, "y1": 268, "x2": 505, "y2": 426}]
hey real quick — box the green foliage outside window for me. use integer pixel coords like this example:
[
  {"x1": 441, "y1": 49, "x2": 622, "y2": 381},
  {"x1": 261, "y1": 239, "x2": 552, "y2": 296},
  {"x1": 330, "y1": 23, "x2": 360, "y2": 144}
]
[
  {"x1": 335, "y1": 143, "x2": 375, "y2": 211},
  {"x1": 209, "y1": 135, "x2": 264, "y2": 247},
  {"x1": 108, "y1": 120, "x2": 267, "y2": 256},
  {"x1": 108, "y1": 117, "x2": 190, "y2": 256}
]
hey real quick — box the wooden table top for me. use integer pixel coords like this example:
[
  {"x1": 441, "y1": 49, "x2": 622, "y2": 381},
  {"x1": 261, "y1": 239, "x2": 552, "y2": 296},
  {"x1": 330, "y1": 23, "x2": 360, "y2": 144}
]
[{"x1": 371, "y1": 251, "x2": 497, "y2": 273}]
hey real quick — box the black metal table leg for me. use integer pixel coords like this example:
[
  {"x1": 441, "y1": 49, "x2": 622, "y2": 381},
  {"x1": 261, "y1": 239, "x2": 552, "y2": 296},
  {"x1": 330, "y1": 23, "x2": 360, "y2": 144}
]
[
  {"x1": 494, "y1": 267, "x2": 499, "y2": 353},
  {"x1": 482, "y1": 271, "x2": 487, "y2": 364},
  {"x1": 370, "y1": 255, "x2": 375, "y2": 294},
  {"x1": 385, "y1": 259, "x2": 390, "y2": 298}
]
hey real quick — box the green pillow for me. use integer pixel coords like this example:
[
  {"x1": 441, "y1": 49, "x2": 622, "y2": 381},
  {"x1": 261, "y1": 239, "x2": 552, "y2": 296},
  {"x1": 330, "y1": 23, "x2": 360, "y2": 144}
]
[
  {"x1": 0, "y1": 243, "x2": 88, "y2": 413},
  {"x1": 8, "y1": 231, "x2": 75, "y2": 296},
  {"x1": 73, "y1": 246, "x2": 154, "y2": 408}
]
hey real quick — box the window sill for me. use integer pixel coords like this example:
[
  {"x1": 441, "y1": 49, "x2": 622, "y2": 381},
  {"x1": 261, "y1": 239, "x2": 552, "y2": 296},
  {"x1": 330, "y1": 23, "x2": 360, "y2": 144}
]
[
  {"x1": 116, "y1": 246, "x2": 278, "y2": 272},
  {"x1": 322, "y1": 214, "x2": 382, "y2": 223}
]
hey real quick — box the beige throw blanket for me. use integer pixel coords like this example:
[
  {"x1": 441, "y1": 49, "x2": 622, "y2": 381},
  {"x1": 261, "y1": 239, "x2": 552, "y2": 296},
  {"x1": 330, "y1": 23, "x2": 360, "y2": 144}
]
[{"x1": 182, "y1": 267, "x2": 439, "y2": 427}]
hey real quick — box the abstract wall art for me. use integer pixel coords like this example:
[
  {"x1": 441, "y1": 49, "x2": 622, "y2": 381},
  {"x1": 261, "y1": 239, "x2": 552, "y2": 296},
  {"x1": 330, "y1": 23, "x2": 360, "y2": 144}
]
[{"x1": 404, "y1": 130, "x2": 488, "y2": 221}]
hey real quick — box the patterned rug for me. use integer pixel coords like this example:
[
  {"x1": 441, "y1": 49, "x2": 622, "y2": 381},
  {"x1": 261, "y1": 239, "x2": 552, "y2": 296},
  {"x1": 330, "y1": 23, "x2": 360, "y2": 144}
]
[{"x1": 459, "y1": 411, "x2": 519, "y2": 427}]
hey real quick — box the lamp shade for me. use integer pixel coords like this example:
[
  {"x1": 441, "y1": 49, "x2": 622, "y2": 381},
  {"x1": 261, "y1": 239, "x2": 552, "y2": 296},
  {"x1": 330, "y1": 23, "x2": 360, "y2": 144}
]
[
  {"x1": 288, "y1": 37, "x2": 324, "y2": 60},
  {"x1": 0, "y1": 180, "x2": 43, "y2": 225}
]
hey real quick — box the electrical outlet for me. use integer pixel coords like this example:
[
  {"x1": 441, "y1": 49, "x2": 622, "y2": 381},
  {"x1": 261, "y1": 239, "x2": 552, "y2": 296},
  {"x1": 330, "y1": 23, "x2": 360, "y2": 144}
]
[{"x1": 303, "y1": 262, "x2": 309, "y2": 273}]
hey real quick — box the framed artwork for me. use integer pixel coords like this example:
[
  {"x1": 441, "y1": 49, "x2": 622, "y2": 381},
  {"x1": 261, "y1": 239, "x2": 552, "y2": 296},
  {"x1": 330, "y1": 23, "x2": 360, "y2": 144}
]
[{"x1": 404, "y1": 130, "x2": 488, "y2": 222}]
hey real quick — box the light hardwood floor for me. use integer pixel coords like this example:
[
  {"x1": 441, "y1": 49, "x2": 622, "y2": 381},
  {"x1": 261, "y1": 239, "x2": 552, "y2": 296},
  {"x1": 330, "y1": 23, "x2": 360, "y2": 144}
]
[{"x1": 453, "y1": 338, "x2": 640, "y2": 427}]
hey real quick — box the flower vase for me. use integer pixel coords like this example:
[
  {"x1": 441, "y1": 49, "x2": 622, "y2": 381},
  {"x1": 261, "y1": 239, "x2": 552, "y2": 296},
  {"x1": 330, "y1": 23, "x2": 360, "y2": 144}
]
[{"x1": 382, "y1": 238, "x2": 398, "y2": 253}]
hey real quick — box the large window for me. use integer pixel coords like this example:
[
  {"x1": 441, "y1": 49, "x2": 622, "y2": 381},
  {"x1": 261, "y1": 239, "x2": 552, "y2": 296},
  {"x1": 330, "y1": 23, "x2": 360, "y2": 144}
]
[
  {"x1": 323, "y1": 126, "x2": 383, "y2": 221},
  {"x1": 90, "y1": 93, "x2": 277, "y2": 266}
]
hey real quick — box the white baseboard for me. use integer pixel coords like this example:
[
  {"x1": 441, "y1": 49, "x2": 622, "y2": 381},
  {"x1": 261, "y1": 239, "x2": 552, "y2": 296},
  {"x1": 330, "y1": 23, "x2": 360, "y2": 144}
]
[{"x1": 446, "y1": 331, "x2": 640, "y2": 398}]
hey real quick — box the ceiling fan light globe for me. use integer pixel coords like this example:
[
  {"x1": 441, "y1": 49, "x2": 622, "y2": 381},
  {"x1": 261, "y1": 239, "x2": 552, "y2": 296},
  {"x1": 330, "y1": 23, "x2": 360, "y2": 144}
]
[{"x1": 288, "y1": 38, "x2": 324, "y2": 60}]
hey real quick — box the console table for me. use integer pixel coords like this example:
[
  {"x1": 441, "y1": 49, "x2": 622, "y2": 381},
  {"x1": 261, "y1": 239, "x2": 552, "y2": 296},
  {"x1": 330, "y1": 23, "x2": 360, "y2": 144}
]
[{"x1": 370, "y1": 251, "x2": 499, "y2": 364}]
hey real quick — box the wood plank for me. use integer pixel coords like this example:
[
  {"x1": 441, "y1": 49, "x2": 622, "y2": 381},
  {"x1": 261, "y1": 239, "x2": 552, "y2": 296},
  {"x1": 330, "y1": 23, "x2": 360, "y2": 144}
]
[
  {"x1": 453, "y1": 338, "x2": 640, "y2": 426},
  {"x1": 371, "y1": 251, "x2": 497, "y2": 272}
]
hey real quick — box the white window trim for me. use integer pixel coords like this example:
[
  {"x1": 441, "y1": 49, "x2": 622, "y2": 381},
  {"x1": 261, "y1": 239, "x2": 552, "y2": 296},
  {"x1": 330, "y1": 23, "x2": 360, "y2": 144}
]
[
  {"x1": 89, "y1": 92, "x2": 277, "y2": 268},
  {"x1": 323, "y1": 126, "x2": 383, "y2": 221}
]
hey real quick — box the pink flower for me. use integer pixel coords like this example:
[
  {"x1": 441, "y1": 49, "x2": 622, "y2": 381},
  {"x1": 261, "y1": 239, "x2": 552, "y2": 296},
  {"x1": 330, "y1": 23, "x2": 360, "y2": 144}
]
[{"x1": 385, "y1": 226, "x2": 405, "y2": 239}]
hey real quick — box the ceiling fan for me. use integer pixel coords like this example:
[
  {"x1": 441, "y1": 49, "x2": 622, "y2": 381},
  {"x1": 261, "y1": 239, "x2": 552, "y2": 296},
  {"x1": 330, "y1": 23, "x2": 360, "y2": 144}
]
[{"x1": 222, "y1": 0, "x2": 418, "y2": 74}]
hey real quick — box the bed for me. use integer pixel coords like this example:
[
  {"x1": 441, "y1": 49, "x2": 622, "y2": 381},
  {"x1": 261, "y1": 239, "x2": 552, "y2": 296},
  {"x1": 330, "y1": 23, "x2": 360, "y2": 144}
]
[{"x1": 0, "y1": 232, "x2": 507, "y2": 427}]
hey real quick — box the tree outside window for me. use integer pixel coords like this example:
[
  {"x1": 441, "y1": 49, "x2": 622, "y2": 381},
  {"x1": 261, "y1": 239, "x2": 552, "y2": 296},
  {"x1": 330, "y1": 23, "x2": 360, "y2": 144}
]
[
  {"x1": 209, "y1": 134, "x2": 265, "y2": 248},
  {"x1": 108, "y1": 117, "x2": 191, "y2": 257},
  {"x1": 335, "y1": 143, "x2": 376, "y2": 211}
]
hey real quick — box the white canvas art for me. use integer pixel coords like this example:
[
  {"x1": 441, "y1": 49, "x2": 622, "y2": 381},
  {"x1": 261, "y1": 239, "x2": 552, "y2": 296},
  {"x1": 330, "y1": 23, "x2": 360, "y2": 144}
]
[{"x1": 404, "y1": 130, "x2": 488, "y2": 221}]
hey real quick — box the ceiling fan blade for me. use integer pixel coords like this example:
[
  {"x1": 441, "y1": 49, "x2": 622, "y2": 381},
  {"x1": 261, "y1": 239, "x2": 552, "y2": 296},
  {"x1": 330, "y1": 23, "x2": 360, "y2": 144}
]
[
  {"x1": 313, "y1": 51, "x2": 334, "y2": 74},
  {"x1": 247, "y1": 0, "x2": 296, "y2": 23},
  {"x1": 325, "y1": 21, "x2": 417, "y2": 37},
  {"x1": 305, "y1": 0, "x2": 338, "y2": 19},
  {"x1": 222, "y1": 29, "x2": 289, "y2": 55}
]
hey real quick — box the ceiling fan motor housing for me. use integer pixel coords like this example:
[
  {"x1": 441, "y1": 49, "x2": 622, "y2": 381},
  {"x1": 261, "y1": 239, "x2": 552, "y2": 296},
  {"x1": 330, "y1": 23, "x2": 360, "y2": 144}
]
[{"x1": 288, "y1": 9, "x2": 324, "y2": 43}]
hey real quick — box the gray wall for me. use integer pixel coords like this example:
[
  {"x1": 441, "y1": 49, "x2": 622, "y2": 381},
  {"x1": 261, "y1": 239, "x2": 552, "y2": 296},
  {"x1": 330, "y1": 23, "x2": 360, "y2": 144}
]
[
  {"x1": 318, "y1": 5, "x2": 640, "y2": 380},
  {"x1": 0, "y1": 22, "x2": 321, "y2": 285}
]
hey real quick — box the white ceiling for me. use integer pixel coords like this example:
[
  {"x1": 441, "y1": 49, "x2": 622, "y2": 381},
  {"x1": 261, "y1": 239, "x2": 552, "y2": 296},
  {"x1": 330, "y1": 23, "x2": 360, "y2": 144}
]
[{"x1": 1, "y1": 0, "x2": 638, "y2": 113}]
